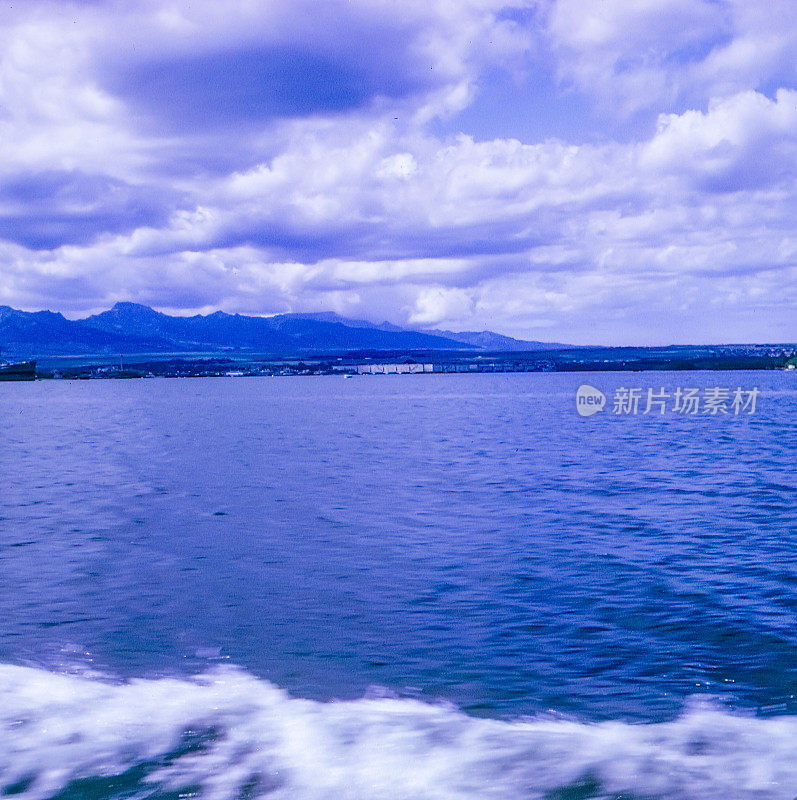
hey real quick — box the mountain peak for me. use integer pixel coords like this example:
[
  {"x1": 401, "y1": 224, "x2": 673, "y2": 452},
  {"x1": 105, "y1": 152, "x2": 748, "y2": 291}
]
[{"x1": 110, "y1": 302, "x2": 159, "y2": 316}]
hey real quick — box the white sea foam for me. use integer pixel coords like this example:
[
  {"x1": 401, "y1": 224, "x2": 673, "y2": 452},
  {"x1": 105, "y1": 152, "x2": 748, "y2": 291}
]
[{"x1": 1, "y1": 663, "x2": 796, "y2": 800}]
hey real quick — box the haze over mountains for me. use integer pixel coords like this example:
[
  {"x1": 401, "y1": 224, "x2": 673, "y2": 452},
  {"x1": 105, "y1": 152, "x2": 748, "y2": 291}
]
[{"x1": 0, "y1": 303, "x2": 567, "y2": 357}]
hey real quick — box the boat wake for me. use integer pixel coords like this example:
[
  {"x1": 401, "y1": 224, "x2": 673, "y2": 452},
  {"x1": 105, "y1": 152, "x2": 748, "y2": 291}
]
[{"x1": 1, "y1": 663, "x2": 796, "y2": 800}]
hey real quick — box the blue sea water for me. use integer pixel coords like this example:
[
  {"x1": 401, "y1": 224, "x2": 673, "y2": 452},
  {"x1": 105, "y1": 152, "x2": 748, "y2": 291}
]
[{"x1": 0, "y1": 371, "x2": 795, "y2": 799}]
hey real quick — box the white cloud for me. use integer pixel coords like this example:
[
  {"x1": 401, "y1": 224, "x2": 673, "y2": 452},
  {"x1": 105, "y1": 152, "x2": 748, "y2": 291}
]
[
  {"x1": 0, "y1": 1, "x2": 794, "y2": 343},
  {"x1": 408, "y1": 286, "x2": 475, "y2": 325},
  {"x1": 546, "y1": 0, "x2": 797, "y2": 116},
  {"x1": 642, "y1": 89, "x2": 797, "y2": 191}
]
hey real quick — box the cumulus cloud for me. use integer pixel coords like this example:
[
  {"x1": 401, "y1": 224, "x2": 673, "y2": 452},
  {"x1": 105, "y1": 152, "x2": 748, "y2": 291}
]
[
  {"x1": 0, "y1": 0, "x2": 794, "y2": 343},
  {"x1": 642, "y1": 89, "x2": 797, "y2": 192},
  {"x1": 545, "y1": 0, "x2": 797, "y2": 117}
]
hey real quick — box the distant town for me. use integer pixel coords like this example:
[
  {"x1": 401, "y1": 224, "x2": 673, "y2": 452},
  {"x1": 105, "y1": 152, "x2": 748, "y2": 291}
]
[{"x1": 17, "y1": 343, "x2": 797, "y2": 381}]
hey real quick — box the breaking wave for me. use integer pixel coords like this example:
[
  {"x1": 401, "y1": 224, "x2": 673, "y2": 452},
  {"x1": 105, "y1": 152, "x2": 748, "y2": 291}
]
[{"x1": 1, "y1": 663, "x2": 796, "y2": 800}]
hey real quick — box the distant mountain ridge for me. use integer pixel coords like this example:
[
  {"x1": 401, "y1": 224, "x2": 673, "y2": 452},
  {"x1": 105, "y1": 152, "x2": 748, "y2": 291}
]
[
  {"x1": 251, "y1": 311, "x2": 566, "y2": 351},
  {"x1": 0, "y1": 302, "x2": 569, "y2": 356},
  {"x1": 420, "y1": 328, "x2": 569, "y2": 351}
]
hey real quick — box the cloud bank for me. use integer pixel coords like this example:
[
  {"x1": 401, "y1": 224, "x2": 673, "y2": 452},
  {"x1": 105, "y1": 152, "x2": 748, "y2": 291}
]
[{"x1": 0, "y1": 0, "x2": 794, "y2": 343}]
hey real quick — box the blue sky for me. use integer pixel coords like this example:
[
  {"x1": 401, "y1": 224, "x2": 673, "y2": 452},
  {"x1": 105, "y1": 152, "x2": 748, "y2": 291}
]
[{"x1": 0, "y1": 0, "x2": 795, "y2": 344}]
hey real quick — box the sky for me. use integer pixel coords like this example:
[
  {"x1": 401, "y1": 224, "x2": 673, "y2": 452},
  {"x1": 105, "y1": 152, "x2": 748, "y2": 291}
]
[{"x1": 0, "y1": 0, "x2": 795, "y2": 344}]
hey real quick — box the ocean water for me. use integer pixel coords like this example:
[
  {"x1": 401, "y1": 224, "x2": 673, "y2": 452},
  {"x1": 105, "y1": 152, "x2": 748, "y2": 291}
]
[{"x1": 0, "y1": 371, "x2": 795, "y2": 800}]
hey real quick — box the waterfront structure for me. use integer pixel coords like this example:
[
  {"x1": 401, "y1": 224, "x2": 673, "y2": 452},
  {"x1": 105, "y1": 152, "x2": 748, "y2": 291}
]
[{"x1": 357, "y1": 363, "x2": 434, "y2": 374}]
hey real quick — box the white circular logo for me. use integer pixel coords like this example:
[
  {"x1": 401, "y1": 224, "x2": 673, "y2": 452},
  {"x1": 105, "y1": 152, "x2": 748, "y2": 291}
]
[{"x1": 575, "y1": 384, "x2": 606, "y2": 417}]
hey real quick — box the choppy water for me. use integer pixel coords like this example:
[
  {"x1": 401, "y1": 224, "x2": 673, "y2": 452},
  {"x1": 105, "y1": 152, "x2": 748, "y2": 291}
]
[{"x1": 1, "y1": 372, "x2": 795, "y2": 799}]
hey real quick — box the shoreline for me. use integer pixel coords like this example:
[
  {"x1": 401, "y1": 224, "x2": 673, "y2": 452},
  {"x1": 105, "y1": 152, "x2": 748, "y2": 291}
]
[{"x1": 1, "y1": 347, "x2": 794, "y2": 380}]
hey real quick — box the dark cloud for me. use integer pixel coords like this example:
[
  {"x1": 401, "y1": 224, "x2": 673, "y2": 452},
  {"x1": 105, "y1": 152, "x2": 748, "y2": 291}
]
[
  {"x1": 0, "y1": 170, "x2": 178, "y2": 249},
  {"x1": 106, "y1": 40, "x2": 429, "y2": 133},
  {"x1": 205, "y1": 213, "x2": 558, "y2": 266}
]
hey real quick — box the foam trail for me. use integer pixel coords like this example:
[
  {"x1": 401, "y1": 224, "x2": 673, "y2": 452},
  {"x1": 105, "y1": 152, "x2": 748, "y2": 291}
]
[{"x1": 1, "y1": 663, "x2": 796, "y2": 800}]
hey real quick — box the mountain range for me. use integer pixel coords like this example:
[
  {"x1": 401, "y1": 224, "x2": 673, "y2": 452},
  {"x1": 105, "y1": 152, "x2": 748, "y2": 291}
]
[{"x1": 0, "y1": 303, "x2": 569, "y2": 357}]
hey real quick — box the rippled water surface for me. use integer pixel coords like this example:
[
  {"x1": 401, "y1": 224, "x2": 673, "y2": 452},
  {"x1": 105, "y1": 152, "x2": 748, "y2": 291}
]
[{"x1": 1, "y1": 372, "x2": 795, "y2": 799}]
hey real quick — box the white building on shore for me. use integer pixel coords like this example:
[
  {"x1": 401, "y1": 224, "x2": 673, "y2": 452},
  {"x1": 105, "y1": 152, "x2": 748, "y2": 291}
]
[{"x1": 357, "y1": 363, "x2": 434, "y2": 374}]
